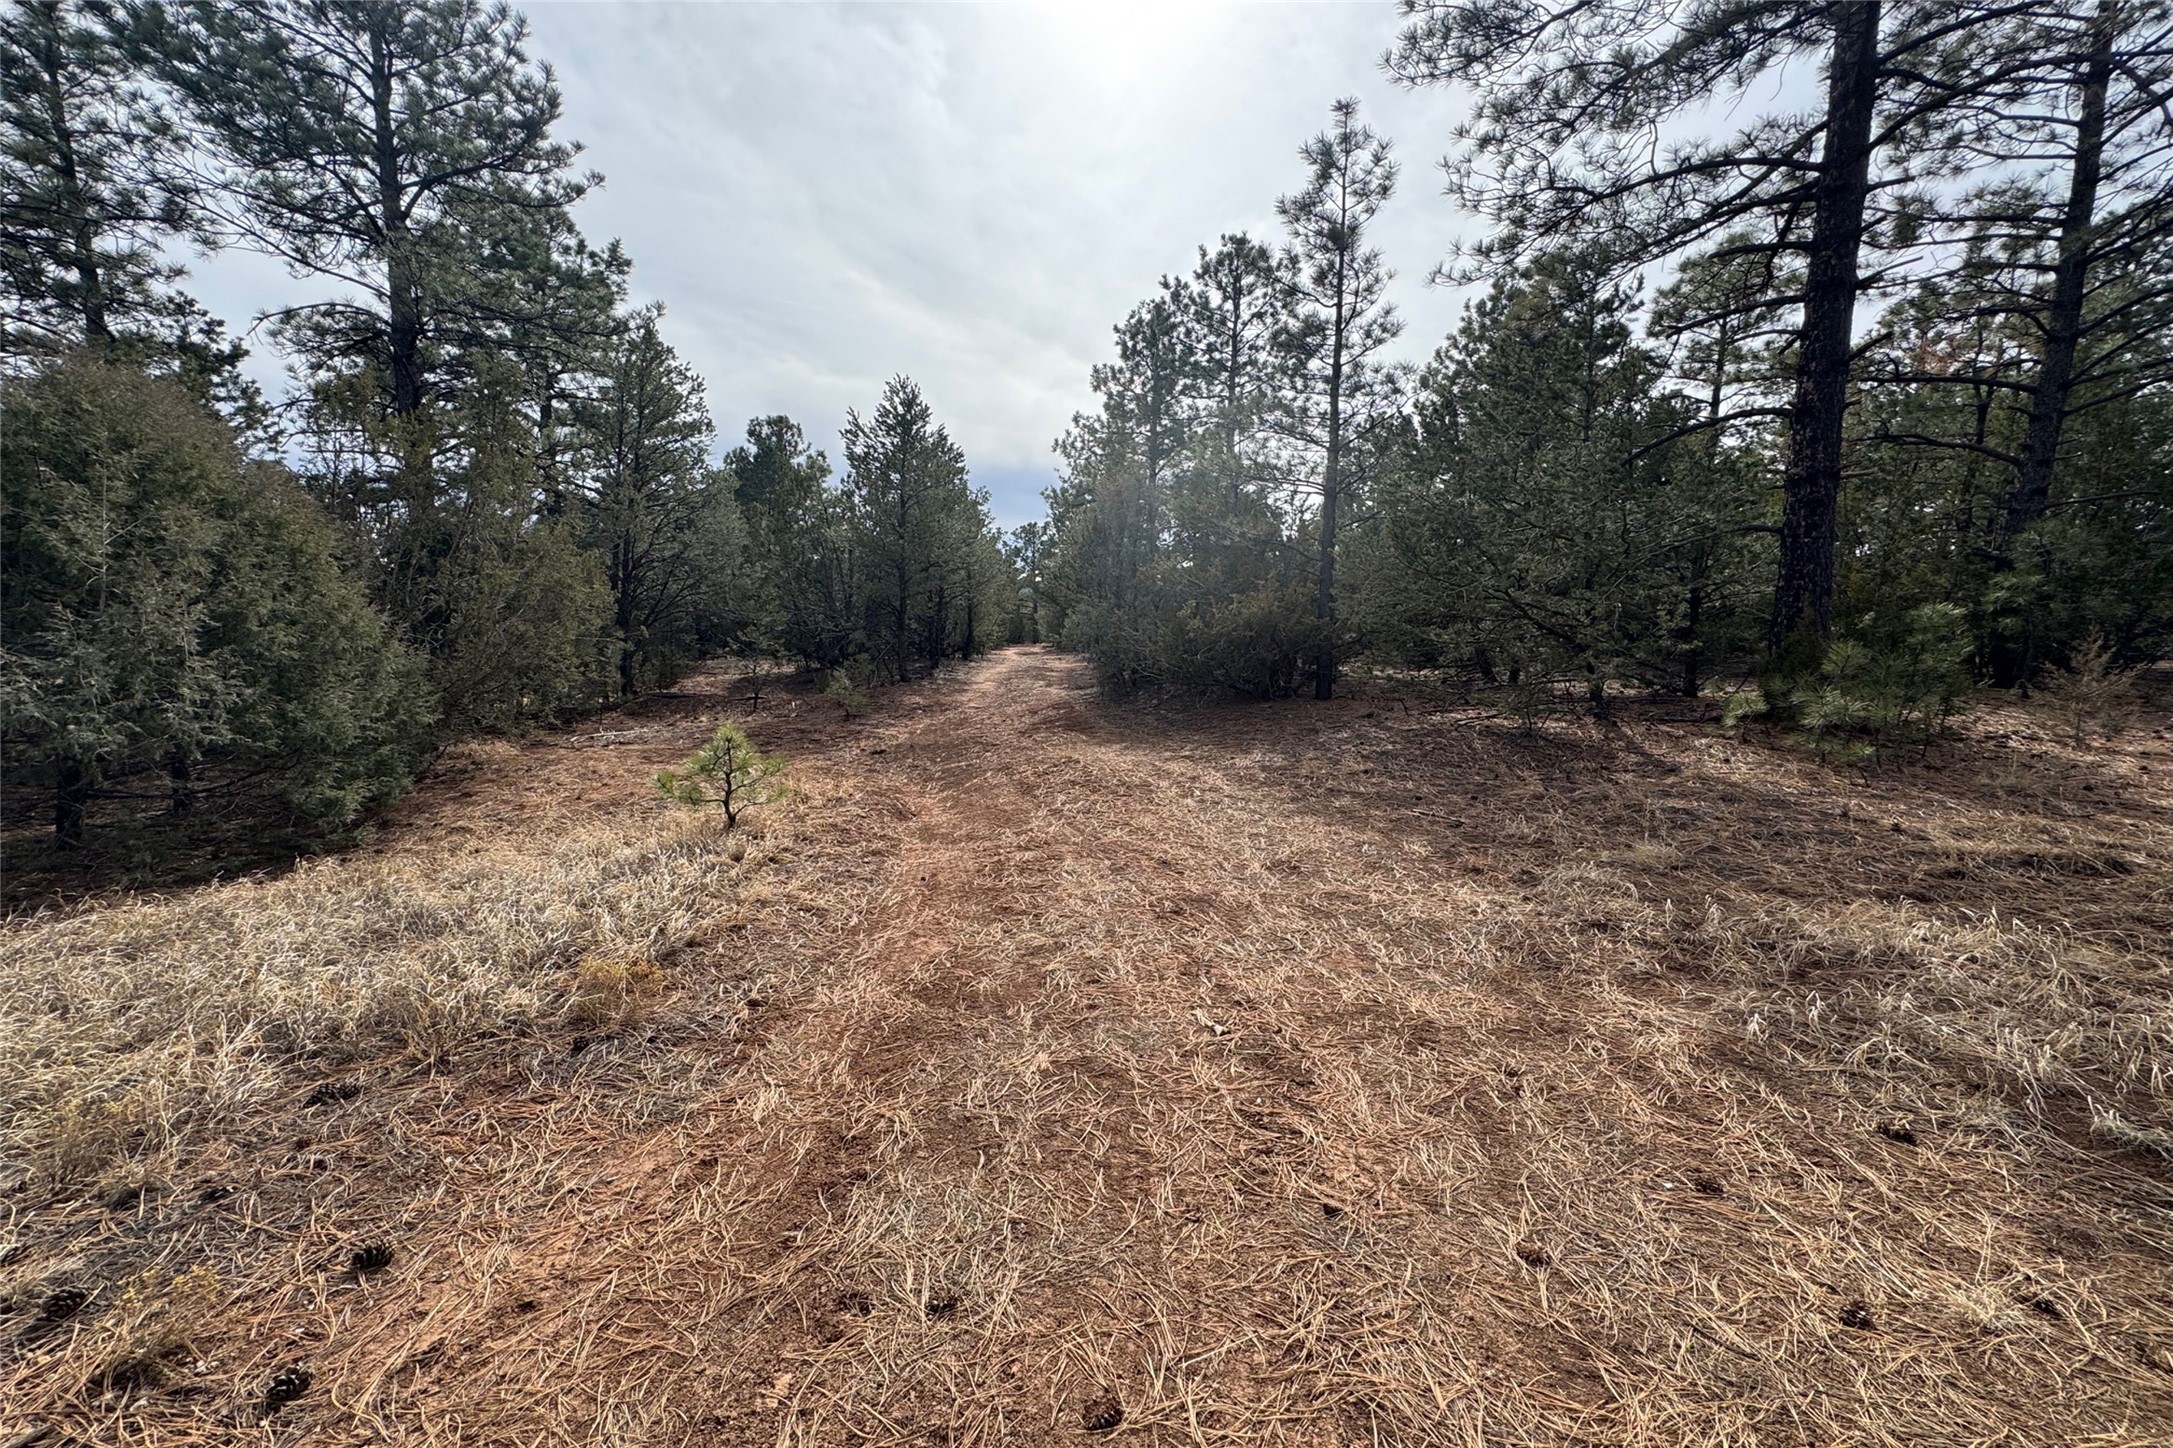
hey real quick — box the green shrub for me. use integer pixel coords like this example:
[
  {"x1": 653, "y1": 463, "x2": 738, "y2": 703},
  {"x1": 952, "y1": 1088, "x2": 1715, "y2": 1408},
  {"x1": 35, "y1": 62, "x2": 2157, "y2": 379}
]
[{"x1": 1, "y1": 355, "x2": 431, "y2": 846}]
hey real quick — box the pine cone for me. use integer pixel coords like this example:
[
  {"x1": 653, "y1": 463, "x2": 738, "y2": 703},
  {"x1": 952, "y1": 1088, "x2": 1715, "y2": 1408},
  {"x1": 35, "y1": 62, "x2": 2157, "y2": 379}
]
[
  {"x1": 349, "y1": 1242, "x2": 395, "y2": 1274},
  {"x1": 39, "y1": 1284, "x2": 88, "y2": 1321},
  {"x1": 305, "y1": 1078, "x2": 364, "y2": 1108},
  {"x1": 264, "y1": 1363, "x2": 313, "y2": 1410},
  {"x1": 1080, "y1": 1394, "x2": 1124, "y2": 1433}
]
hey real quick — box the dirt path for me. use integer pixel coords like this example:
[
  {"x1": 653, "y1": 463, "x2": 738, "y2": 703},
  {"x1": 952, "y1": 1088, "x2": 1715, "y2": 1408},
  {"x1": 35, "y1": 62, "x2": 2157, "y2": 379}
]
[
  {"x1": 11, "y1": 647, "x2": 2171, "y2": 1446},
  {"x1": 304, "y1": 647, "x2": 2173, "y2": 1445}
]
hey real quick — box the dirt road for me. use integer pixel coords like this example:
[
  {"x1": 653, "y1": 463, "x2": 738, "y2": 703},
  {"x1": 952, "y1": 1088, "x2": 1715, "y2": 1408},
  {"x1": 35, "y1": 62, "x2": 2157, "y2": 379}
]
[
  {"x1": 340, "y1": 647, "x2": 2173, "y2": 1445},
  {"x1": 12, "y1": 646, "x2": 2171, "y2": 1445}
]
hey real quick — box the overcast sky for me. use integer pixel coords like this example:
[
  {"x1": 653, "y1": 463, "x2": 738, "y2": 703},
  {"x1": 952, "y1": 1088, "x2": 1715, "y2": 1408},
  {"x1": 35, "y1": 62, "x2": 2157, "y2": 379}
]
[{"x1": 189, "y1": 1, "x2": 1485, "y2": 529}]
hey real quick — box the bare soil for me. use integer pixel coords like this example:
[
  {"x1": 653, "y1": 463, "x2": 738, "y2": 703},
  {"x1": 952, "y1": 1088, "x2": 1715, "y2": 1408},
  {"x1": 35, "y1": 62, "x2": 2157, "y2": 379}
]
[{"x1": 5, "y1": 646, "x2": 2171, "y2": 1446}]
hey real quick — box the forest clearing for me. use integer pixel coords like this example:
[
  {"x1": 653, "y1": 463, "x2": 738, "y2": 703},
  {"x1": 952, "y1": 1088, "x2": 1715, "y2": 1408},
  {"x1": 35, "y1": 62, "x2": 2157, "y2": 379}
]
[{"x1": 5, "y1": 648, "x2": 2170, "y2": 1445}]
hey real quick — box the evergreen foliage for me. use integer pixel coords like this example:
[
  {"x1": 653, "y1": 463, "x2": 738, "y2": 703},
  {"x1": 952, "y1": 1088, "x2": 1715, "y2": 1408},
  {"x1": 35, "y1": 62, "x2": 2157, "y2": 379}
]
[
  {"x1": 4, "y1": 0, "x2": 2166, "y2": 856},
  {"x1": 1042, "y1": 11, "x2": 2168, "y2": 729},
  {"x1": 1, "y1": 0, "x2": 971, "y2": 857},
  {"x1": 1790, "y1": 605, "x2": 1974, "y2": 761},
  {"x1": 1275, "y1": 98, "x2": 1402, "y2": 698},
  {"x1": 1041, "y1": 103, "x2": 1398, "y2": 698},
  {"x1": 729, "y1": 416, "x2": 861, "y2": 671},
  {"x1": 654, "y1": 722, "x2": 786, "y2": 830},
  {"x1": 1361, "y1": 250, "x2": 1765, "y2": 703},
  {"x1": 1, "y1": 0, "x2": 192, "y2": 355},
  {"x1": 822, "y1": 667, "x2": 868, "y2": 720},
  {"x1": 141, "y1": 0, "x2": 595, "y2": 423},
  {"x1": 573, "y1": 309, "x2": 748, "y2": 697},
  {"x1": 842, "y1": 376, "x2": 1011, "y2": 682},
  {"x1": 1384, "y1": 0, "x2": 2173, "y2": 683},
  {"x1": 0, "y1": 0, "x2": 255, "y2": 417},
  {"x1": 1, "y1": 356, "x2": 429, "y2": 846},
  {"x1": 1004, "y1": 521, "x2": 1049, "y2": 644}
]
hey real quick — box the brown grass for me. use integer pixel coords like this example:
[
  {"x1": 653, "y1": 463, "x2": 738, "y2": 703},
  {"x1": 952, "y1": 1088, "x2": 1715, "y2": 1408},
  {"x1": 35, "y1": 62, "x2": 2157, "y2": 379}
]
[{"x1": 2, "y1": 648, "x2": 2169, "y2": 1445}]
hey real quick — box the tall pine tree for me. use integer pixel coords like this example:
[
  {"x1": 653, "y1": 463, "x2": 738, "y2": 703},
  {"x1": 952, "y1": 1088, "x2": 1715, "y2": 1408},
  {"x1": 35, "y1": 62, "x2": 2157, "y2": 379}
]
[{"x1": 1275, "y1": 98, "x2": 1401, "y2": 699}]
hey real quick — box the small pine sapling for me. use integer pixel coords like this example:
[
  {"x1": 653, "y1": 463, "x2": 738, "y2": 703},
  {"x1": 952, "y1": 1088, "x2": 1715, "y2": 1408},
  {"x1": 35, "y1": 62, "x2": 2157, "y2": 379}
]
[
  {"x1": 823, "y1": 668, "x2": 867, "y2": 719},
  {"x1": 655, "y1": 723, "x2": 787, "y2": 829},
  {"x1": 1794, "y1": 604, "x2": 1972, "y2": 761},
  {"x1": 2045, "y1": 636, "x2": 2135, "y2": 746},
  {"x1": 740, "y1": 628, "x2": 780, "y2": 713}
]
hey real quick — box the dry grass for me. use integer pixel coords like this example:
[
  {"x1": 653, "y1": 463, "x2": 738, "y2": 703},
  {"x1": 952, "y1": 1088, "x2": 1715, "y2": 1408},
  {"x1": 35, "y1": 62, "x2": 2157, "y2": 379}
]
[{"x1": 2, "y1": 650, "x2": 2169, "y2": 1445}]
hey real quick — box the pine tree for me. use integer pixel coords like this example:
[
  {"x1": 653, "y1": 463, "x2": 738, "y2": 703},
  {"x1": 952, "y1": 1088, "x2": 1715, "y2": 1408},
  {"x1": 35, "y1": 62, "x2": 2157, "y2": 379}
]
[
  {"x1": 1847, "y1": 268, "x2": 2173, "y2": 681},
  {"x1": 1274, "y1": 97, "x2": 1401, "y2": 699},
  {"x1": 1378, "y1": 250, "x2": 1757, "y2": 703},
  {"x1": 727, "y1": 416, "x2": 860, "y2": 670},
  {"x1": 572, "y1": 308, "x2": 743, "y2": 697},
  {"x1": 841, "y1": 376, "x2": 975, "y2": 682},
  {"x1": 1906, "y1": 1, "x2": 2173, "y2": 558},
  {"x1": 1004, "y1": 521, "x2": 1047, "y2": 643},
  {"x1": 369, "y1": 352, "x2": 615, "y2": 729},
  {"x1": 1, "y1": 0, "x2": 188, "y2": 353},
  {"x1": 1095, "y1": 290, "x2": 1198, "y2": 508},
  {"x1": 144, "y1": 0, "x2": 595, "y2": 423},
  {"x1": 656, "y1": 722, "x2": 785, "y2": 831},
  {"x1": 1385, "y1": 1, "x2": 2034, "y2": 660},
  {"x1": 0, "y1": 0, "x2": 255, "y2": 408},
  {"x1": 485, "y1": 207, "x2": 630, "y2": 513},
  {"x1": 1184, "y1": 233, "x2": 1290, "y2": 510}
]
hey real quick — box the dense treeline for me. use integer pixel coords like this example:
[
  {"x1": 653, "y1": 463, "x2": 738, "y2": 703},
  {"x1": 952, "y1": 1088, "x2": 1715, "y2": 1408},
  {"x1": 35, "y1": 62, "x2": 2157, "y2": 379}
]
[
  {"x1": 1042, "y1": 101, "x2": 1405, "y2": 701},
  {"x1": 1, "y1": 0, "x2": 1009, "y2": 852},
  {"x1": 1042, "y1": 3, "x2": 2172, "y2": 720},
  {"x1": 7, "y1": 0, "x2": 2166, "y2": 853},
  {"x1": 728, "y1": 381, "x2": 1014, "y2": 684}
]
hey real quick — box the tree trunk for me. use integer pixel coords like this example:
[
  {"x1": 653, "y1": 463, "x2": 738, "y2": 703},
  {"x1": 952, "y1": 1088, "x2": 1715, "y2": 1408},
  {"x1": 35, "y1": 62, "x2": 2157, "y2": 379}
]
[
  {"x1": 895, "y1": 561, "x2": 911, "y2": 683},
  {"x1": 384, "y1": 247, "x2": 424, "y2": 418},
  {"x1": 1227, "y1": 274, "x2": 1246, "y2": 507},
  {"x1": 1679, "y1": 570, "x2": 1706, "y2": 698},
  {"x1": 1682, "y1": 322, "x2": 1727, "y2": 698},
  {"x1": 1999, "y1": 0, "x2": 2115, "y2": 553},
  {"x1": 167, "y1": 752, "x2": 195, "y2": 817},
  {"x1": 32, "y1": 19, "x2": 111, "y2": 344},
  {"x1": 370, "y1": 21, "x2": 424, "y2": 419},
  {"x1": 1767, "y1": 0, "x2": 1882, "y2": 654},
  {"x1": 617, "y1": 531, "x2": 639, "y2": 697},
  {"x1": 1315, "y1": 263, "x2": 1348, "y2": 702},
  {"x1": 54, "y1": 757, "x2": 90, "y2": 849},
  {"x1": 537, "y1": 380, "x2": 564, "y2": 515},
  {"x1": 895, "y1": 474, "x2": 913, "y2": 680},
  {"x1": 927, "y1": 580, "x2": 947, "y2": 671}
]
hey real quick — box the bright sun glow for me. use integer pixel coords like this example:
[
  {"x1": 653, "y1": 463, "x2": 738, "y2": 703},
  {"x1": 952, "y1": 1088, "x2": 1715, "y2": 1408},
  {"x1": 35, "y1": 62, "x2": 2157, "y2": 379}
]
[{"x1": 1026, "y1": 0, "x2": 1226, "y2": 82}]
